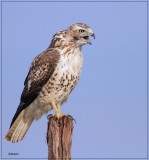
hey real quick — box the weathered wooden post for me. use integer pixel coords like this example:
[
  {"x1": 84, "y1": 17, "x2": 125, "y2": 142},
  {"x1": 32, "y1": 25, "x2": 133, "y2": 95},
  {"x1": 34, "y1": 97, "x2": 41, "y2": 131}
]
[{"x1": 47, "y1": 115, "x2": 74, "y2": 160}]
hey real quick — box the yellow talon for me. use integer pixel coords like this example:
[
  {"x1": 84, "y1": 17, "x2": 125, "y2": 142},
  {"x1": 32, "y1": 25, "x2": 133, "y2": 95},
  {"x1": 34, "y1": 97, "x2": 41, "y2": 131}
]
[{"x1": 56, "y1": 112, "x2": 63, "y2": 118}]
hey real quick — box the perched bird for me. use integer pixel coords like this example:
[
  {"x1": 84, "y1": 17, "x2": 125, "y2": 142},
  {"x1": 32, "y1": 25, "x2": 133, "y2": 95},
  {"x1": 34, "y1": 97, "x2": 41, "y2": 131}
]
[{"x1": 5, "y1": 23, "x2": 95, "y2": 143}]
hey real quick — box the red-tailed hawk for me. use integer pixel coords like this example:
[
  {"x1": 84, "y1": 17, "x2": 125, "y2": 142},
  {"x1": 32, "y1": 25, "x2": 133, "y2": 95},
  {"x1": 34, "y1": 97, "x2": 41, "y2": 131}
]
[{"x1": 5, "y1": 23, "x2": 95, "y2": 143}]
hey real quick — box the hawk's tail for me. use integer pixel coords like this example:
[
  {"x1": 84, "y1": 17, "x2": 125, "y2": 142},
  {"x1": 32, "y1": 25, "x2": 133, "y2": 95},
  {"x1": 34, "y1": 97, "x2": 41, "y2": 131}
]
[{"x1": 5, "y1": 110, "x2": 33, "y2": 143}]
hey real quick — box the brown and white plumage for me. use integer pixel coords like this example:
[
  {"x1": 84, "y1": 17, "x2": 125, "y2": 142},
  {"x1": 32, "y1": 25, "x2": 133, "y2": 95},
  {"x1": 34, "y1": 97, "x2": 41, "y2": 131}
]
[{"x1": 5, "y1": 23, "x2": 95, "y2": 143}]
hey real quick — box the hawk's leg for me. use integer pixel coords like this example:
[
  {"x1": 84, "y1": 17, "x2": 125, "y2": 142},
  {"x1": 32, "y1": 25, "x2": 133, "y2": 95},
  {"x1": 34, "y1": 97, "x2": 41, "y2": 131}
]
[
  {"x1": 57, "y1": 103, "x2": 61, "y2": 113},
  {"x1": 51, "y1": 101, "x2": 63, "y2": 118}
]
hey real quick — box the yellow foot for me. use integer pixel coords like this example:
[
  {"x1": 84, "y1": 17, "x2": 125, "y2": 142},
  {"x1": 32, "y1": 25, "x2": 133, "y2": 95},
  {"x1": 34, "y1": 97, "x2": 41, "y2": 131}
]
[{"x1": 55, "y1": 112, "x2": 63, "y2": 119}]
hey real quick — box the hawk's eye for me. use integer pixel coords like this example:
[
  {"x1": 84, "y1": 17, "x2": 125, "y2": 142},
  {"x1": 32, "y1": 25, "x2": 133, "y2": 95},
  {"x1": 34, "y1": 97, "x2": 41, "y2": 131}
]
[{"x1": 79, "y1": 29, "x2": 85, "y2": 33}]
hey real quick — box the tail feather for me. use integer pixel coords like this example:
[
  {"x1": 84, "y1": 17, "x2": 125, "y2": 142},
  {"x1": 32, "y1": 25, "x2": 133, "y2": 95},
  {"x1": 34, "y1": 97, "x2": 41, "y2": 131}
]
[
  {"x1": 15, "y1": 119, "x2": 27, "y2": 141},
  {"x1": 5, "y1": 110, "x2": 33, "y2": 143}
]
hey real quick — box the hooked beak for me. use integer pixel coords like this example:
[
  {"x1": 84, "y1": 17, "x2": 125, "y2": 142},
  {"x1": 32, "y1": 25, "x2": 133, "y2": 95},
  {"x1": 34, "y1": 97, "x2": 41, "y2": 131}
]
[
  {"x1": 87, "y1": 33, "x2": 95, "y2": 45},
  {"x1": 91, "y1": 33, "x2": 95, "y2": 39}
]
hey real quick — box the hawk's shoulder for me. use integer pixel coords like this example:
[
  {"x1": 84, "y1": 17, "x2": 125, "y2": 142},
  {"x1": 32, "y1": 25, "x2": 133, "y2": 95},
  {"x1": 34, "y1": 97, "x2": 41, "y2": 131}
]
[{"x1": 22, "y1": 48, "x2": 60, "y2": 105}]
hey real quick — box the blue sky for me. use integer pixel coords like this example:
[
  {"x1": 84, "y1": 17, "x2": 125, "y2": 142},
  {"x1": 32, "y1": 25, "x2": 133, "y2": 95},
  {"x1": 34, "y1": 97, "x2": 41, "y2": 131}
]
[{"x1": 1, "y1": 1, "x2": 148, "y2": 159}]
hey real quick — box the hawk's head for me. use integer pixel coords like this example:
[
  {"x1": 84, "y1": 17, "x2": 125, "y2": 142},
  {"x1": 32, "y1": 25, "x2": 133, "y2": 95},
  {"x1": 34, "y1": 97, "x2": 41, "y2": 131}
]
[
  {"x1": 69, "y1": 23, "x2": 95, "y2": 46},
  {"x1": 50, "y1": 23, "x2": 95, "y2": 48}
]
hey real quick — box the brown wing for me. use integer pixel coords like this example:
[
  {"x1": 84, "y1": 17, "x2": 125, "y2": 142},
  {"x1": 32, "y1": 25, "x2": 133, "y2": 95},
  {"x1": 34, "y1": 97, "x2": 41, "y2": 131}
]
[{"x1": 10, "y1": 48, "x2": 60, "y2": 127}]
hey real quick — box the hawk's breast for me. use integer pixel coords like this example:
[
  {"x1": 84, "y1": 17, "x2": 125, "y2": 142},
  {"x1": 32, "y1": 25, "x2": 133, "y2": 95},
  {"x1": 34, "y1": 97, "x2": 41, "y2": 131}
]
[{"x1": 39, "y1": 47, "x2": 83, "y2": 105}]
